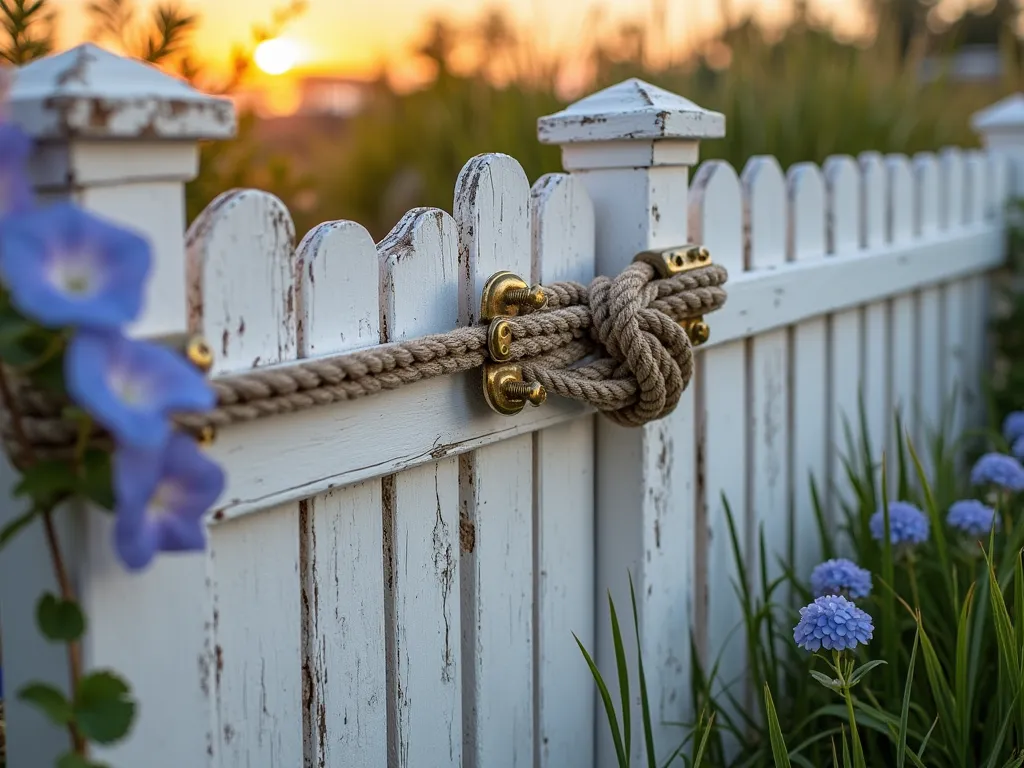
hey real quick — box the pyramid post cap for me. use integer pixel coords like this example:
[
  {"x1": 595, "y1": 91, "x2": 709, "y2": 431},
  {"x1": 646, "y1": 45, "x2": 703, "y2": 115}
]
[
  {"x1": 8, "y1": 44, "x2": 236, "y2": 141},
  {"x1": 537, "y1": 78, "x2": 725, "y2": 145},
  {"x1": 971, "y1": 93, "x2": 1024, "y2": 134}
]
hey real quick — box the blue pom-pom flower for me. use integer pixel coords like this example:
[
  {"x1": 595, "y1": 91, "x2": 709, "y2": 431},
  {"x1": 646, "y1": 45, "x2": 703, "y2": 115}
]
[
  {"x1": 113, "y1": 431, "x2": 225, "y2": 571},
  {"x1": 1004, "y1": 411, "x2": 1024, "y2": 445},
  {"x1": 810, "y1": 558, "x2": 872, "y2": 599},
  {"x1": 947, "y1": 499, "x2": 1000, "y2": 537},
  {"x1": 0, "y1": 122, "x2": 33, "y2": 220},
  {"x1": 793, "y1": 595, "x2": 874, "y2": 652},
  {"x1": 970, "y1": 453, "x2": 1024, "y2": 492},
  {"x1": 0, "y1": 202, "x2": 151, "y2": 330},
  {"x1": 870, "y1": 501, "x2": 930, "y2": 546},
  {"x1": 1012, "y1": 436, "x2": 1024, "y2": 463},
  {"x1": 65, "y1": 331, "x2": 215, "y2": 450}
]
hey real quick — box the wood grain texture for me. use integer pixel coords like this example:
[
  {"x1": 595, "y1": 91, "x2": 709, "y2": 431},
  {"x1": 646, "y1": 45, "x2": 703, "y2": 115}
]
[
  {"x1": 379, "y1": 208, "x2": 464, "y2": 767},
  {"x1": 530, "y1": 173, "x2": 597, "y2": 768},
  {"x1": 940, "y1": 148, "x2": 968, "y2": 455},
  {"x1": 454, "y1": 154, "x2": 535, "y2": 768},
  {"x1": 914, "y1": 153, "x2": 944, "y2": 464},
  {"x1": 296, "y1": 218, "x2": 387, "y2": 767}
]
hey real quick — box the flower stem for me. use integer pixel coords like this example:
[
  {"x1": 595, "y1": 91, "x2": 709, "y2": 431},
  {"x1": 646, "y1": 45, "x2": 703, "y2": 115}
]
[
  {"x1": 834, "y1": 651, "x2": 866, "y2": 768},
  {"x1": 0, "y1": 365, "x2": 87, "y2": 756},
  {"x1": 906, "y1": 551, "x2": 921, "y2": 610}
]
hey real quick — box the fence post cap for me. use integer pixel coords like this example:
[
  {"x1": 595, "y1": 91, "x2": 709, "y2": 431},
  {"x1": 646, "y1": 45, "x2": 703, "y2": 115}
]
[
  {"x1": 971, "y1": 93, "x2": 1024, "y2": 134},
  {"x1": 537, "y1": 78, "x2": 724, "y2": 145},
  {"x1": 9, "y1": 43, "x2": 236, "y2": 141}
]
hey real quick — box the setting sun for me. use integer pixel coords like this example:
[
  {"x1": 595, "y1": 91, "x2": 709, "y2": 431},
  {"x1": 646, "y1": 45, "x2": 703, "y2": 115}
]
[{"x1": 254, "y1": 38, "x2": 300, "y2": 76}]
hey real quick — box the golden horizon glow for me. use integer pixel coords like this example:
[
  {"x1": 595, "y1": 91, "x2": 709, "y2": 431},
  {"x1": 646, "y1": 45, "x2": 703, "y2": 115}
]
[{"x1": 254, "y1": 38, "x2": 301, "y2": 75}]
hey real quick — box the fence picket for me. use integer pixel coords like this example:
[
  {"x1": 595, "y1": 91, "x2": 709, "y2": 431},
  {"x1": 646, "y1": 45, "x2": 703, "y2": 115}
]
[
  {"x1": 454, "y1": 154, "x2": 535, "y2": 768},
  {"x1": 860, "y1": 153, "x2": 891, "y2": 484},
  {"x1": 378, "y1": 208, "x2": 465, "y2": 766},
  {"x1": 186, "y1": 189, "x2": 304, "y2": 767},
  {"x1": 295, "y1": 219, "x2": 388, "y2": 765},
  {"x1": 886, "y1": 155, "x2": 918, "y2": 471},
  {"x1": 786, "y1": 162, "x2": 828, "y2": 586},
  {"x1": 741, "y1": 157, "x2": 791, "y2": 603},
  {"x1": 689, "y1": 159, "x2": 747, "y2": 753},
  {"x1": 964, "y1": 151, "x2": 990, "y2": 431},
  {"x1": 530, "y1": 173, "x2": 597, "y2": 768},
  {"x1": 941, "y1": 149, "x2": 969, "y2": 454},
  {"x1": 914, "y1": 153, "x2": 943, "y2": 462},
  {"x1": 824, "y1": 156, "x2": 863, "y2": 535}
]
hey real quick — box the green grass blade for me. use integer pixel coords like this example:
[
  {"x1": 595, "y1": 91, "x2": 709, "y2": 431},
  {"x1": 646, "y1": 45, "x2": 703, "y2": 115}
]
[
  {"x1": 692, "y1": 712, "x2": 715, "y2": 768},
  {"x1": 628, "y1": 575, "x2": 657, "y2": 768},
  {"x1": 764, "y1": 683, "x2": 793, "y2": 768},
  {"x1": 906, "y1": 437, "x2": 957, "y2": 615},
  {"x1": 982, "y1": 687, "x2": 1023, "y2": 768},
  {"x1": 896, "y1": 625, "x2": 919, "y2": 768},
  {"x1": 955, "y1": 582, "x2": 977, "y2": 765},
  {"x1": 984, "y1": 546, "x2": 1021, "y2": 715},
  {"x1": 574, "y1": 632, "x2": 628, "y2": 767},
  {"x1": 608, "y1": 591, "x2": 632, "y2": 759}
]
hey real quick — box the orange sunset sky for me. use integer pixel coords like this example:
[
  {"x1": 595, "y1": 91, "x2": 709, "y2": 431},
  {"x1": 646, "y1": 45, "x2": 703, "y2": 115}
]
[{"x1": 52, "y1": 0, "x2": 876, "y2": 78}]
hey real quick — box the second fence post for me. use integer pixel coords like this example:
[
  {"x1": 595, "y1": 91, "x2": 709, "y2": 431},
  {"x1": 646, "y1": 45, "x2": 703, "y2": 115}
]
[{"x1": 538, "y1": 79, "x2": 725, "y2": 767}]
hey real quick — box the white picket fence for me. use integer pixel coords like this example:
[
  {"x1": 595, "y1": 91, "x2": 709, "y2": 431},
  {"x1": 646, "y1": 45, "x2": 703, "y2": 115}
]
[{"x1": 1, "y1": 44, "x2": 1022, "y2": 768}]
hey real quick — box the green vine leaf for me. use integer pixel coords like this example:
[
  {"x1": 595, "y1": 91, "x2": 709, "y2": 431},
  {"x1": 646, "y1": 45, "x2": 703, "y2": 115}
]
[
  {"x1": 36, "y1": 593, "x2": 86, "y2": 642},
  {"x1": 18, "y1": 682, "x2": 72, "y2": 724},
  {"x1": 14, "y1": 460, "x2": 77, "y2": 507},
  {"x1": 0, "y1": 505, "x2": 41, "y2": 547},
  {"x1": 73, "y1": 670, "x2": 136, "y2": 745},
  {"x1": 79, "y1": 450, "x2": 114, "y2": 511}
]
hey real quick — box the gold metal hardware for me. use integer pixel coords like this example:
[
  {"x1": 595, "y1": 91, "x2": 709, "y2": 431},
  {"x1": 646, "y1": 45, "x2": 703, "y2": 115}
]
[
  {"x1": 483, "y1": 363, "x2": 546, "y2": 416},
  {"x1": 198, "y1": 425, "x2": 216, "y2": 447},
  {"x1": 682, "y1": 318, "x2": 710, "y2": 346},
  {"x1": 186, "y1": 336, "x2": 214, "y2": 373},
  {"x1": 487, "y1": 318, "x2": 514, "y2": 362},
  {"x1": 480, "y1": 271, "x2": 546, "y2": 320},
  {"x1": 633, "y1": 244, "x2": 711, "y2": 277}
]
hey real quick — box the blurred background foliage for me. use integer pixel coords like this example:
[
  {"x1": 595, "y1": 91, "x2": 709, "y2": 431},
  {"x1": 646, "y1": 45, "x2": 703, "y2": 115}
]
[{"x1": 1, "y1": 0, "x2": 1023, "y2": 241}]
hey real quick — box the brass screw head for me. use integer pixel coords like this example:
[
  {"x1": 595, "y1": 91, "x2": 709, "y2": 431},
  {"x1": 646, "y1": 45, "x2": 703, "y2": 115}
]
[
  {"x1": 198, "y1": 425, "x2": 216, "y2": 447},
  {"x1": 506, "y1": 285, "x2": 547, "y2": 311},
  {"x1": 686, "y1": 320, "x2": 711, "y2": 346},
  {"x1": 503, "y1": 380, "x2": 546, "y2": 406},
  {"x1": 186, "y1": 336, "x2": 214, "y2": 373}
]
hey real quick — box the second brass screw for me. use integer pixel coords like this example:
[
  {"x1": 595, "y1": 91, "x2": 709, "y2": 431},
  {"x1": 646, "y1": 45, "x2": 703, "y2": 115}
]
[
  {"x1": 686, "y1": 320, "x2": 710, "y2": 346},
  {"x1": 503, "y1": 380, "x2": 546, "y2": 406},
  {"x1": 505, "y1": 285, "x2": 546, "y2": 310}
]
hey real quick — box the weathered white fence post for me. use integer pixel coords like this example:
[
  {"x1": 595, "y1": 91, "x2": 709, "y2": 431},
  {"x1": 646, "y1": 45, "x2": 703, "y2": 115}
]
[
  {"x1": 539, "y1": 80, "x2": 725, "y2": 766},
  {"x1": 973, "y1": 94, "x2": 1024, "y2": 195},
  {"x1": 0, "y1": 44, "x2": 234, "y2": 766}
]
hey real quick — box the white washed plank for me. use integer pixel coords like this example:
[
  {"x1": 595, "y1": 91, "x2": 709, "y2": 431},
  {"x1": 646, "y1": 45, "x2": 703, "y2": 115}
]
[
  {"x1": 454, "y1": 154, "x2": 535, "y2": 768},
  {"x1": 531, "y1": 173, "x2": 597, "y2": 768},
  {"x1": 940, "y1": 148, "x2": 968, "y2": 451},
  {"x1": 741, "y1": 156, "x2": 790, "y2": 596},
  {"x1": 824, "y1": 156, "x2": 863, "y2": 534},
  {"x1": 859, "y1": 152, "x2": 890, "y2": 483},
  {"x1": 963, "y1": 151, "x2": 989, "y2": 430},
  {"x1": 379, "y1": 208, "x2": 463, "y2": 766},
  {"x1": 787, "y1": 162, "x2": 828, "y2": 585},
  {"x1": 690, "y1": 158, "x2": 747, "y2": 757},
  {"x1": 190, "y1": 191, "x2": 304, "y2": 766},
  {"x1": 914, "y1": 154, "x2": 944, "y2": 460},
  {"x1": 296, "y1": 219, "x2": 387, "y2": 765},
  {"x1": 886, "y1": 155, "x2": 917, "y2": 480},
  {"x1": 187, "y1": 189, "x2": 304, "y2": 768}
]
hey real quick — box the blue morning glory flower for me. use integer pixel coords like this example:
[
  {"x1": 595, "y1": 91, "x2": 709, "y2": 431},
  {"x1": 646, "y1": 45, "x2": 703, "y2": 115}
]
[
  {"x1": 869, "y1": 501, "x2": 930, "y2": 546},
  {"x1": 1004, "y1": 411, "x2": 1024, "y2": 445},
  {"x1": 947, "y1": 499, "x2": 1000, "y2": 537},
  {"x1": 0, "y1": 202, "x2": 151, "y2": 330},
  {"x1": 793, "y1": 595, "x2": 874, "y2": 652},
  {"x1": 810, "y1": 558, "x2": 872, "y2": 599},
  {"x1": 65, "y1": 331, "x2": 215, "y2": 450},
  {"x1": 970, "y1": 453, "x2": 1024, "y2": 492},
  {"x1": 0, "y1": 122, "x2": 33, "y2": 219},
  {"x1": 113, "y1": 431, "x2": 224, "y2": 571}
]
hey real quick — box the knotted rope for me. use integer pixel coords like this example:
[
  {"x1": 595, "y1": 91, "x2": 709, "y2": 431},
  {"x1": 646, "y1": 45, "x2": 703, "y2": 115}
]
[{"x1": 1, "y1": 260, "x2": 728, "y2": 463}]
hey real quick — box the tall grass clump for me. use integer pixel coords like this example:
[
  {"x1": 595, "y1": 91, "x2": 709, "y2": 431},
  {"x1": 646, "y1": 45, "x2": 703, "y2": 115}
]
[{"x1": 583, "y1": 399, "x2": 1024, "y2": 766}]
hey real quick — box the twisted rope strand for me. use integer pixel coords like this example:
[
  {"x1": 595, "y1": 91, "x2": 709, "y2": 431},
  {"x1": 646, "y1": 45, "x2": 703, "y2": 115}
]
[{"x1": 1, "y1": 261, "x2": 728, "y2": 460}]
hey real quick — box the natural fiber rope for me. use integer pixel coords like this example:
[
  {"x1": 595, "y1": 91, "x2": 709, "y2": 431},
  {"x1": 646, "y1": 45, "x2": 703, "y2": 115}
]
[{"x1": 1, "y1": 260, "x2": 727, "y2": 462}]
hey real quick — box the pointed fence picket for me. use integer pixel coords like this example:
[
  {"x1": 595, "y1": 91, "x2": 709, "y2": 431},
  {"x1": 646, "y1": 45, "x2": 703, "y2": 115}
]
[{"x1": 0, "y1": 47, "x2": 1018, "y2": 768}]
